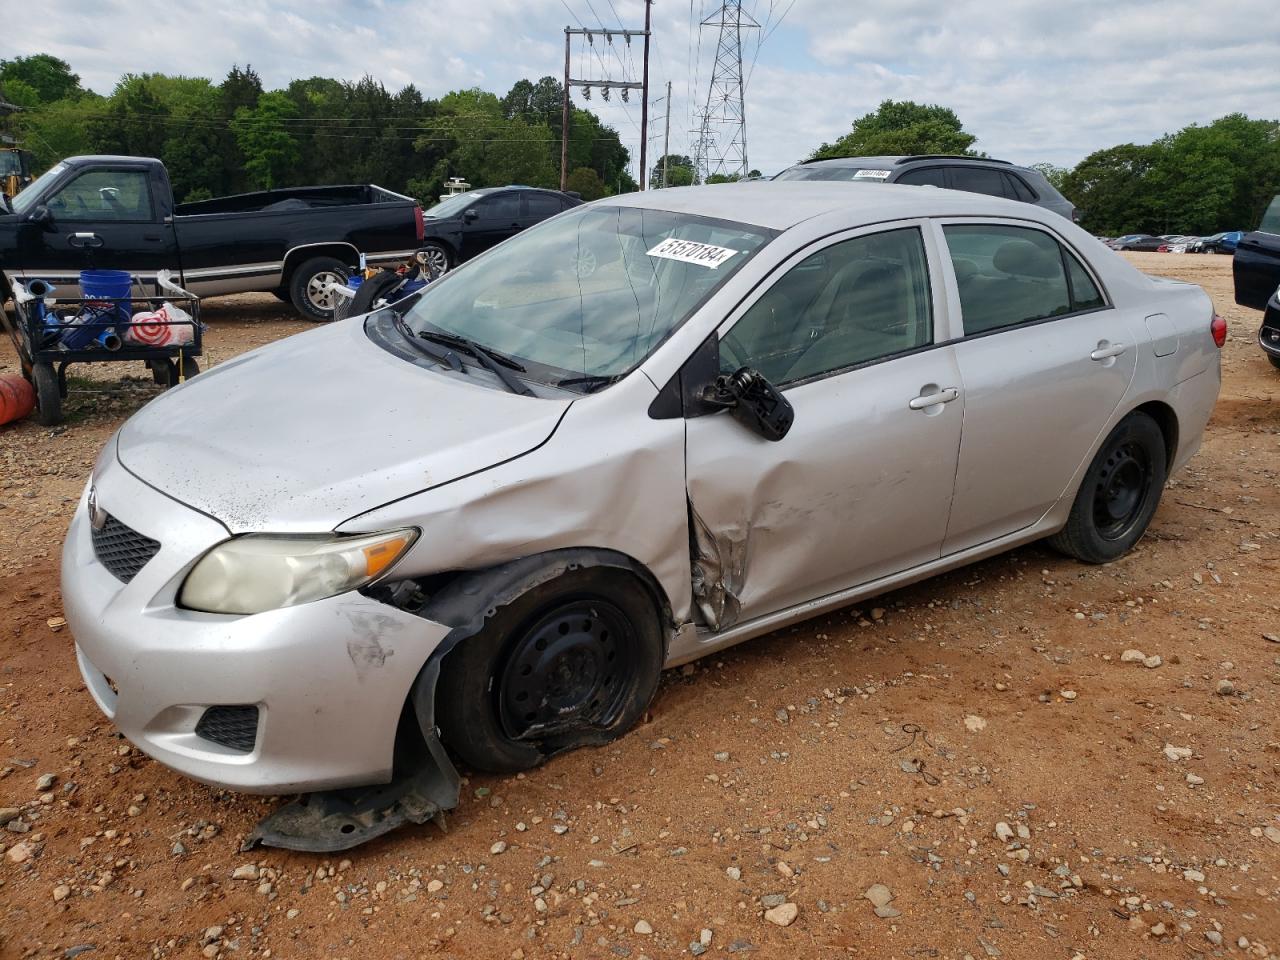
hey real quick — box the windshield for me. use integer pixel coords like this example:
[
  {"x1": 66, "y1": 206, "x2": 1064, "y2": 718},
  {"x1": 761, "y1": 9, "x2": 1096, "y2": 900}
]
[
  {"x1": 402, "y1": 203, "x2": 772, "y2": 383},
  {"x1": 11, "y1": 162, "x2": 67, "y2": 215},
  {"x1": 425, "y1": 191, "x2": 490, "y2": 218},
  {"x1": 773, "y1": 164, "x2": 887, "y2": 183}
]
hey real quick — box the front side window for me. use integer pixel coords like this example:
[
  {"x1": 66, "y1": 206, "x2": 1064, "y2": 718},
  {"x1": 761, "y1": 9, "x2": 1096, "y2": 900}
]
[
  {"x1": 945, "y1": 224, "x2": 1109, "y2": 335},
  {"x1": 476, "y1": 193, "x2": 519, "y2": 222},
  {"x1": 402, "y1": 204, "x2": 772, "y2": 383},
  {"x1": 721, "y1": 227, "x2": 933, "y2": 385},
  {"x1": 47, "y1": 169, "x2": 154, "y2": 221}
]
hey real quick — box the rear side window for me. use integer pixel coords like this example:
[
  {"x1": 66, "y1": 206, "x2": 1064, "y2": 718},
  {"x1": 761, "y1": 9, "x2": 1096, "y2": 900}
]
[
  {"x1": 949, "y1": 167, "x2": 1009, "y2": 199},
  {"x1": 526, "y1": 193, "x2": 564, "y2": 220},
  {"x1": 1004, "y1": 173, "x2": 1037, "y2": 202},
  {"x1": 897, "y1": 167, "x2": 947, "y2": 187},
  {"x1": 944, "y1": 224, "x2": 1075, "y2": 334}
]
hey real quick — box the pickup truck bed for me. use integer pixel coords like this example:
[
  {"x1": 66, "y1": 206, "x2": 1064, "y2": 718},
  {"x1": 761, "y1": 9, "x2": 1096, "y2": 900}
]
[{"x1": 1, "y1": 156, "x2": 424, "y2": 320}]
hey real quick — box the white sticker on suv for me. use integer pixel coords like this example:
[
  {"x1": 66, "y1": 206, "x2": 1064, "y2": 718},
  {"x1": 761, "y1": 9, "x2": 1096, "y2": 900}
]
[
  {"x1": 853, "y1": 169, "x2": 892, "y2": 180},
  {"x1": 647, "y1": 238, "x2": 740, "y2": 269}
]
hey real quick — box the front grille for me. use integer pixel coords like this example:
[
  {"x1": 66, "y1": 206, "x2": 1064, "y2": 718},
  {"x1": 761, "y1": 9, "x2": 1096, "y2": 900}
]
[
  {"x1": 91, "y1": 514, "x2": 161, "y2": 583},
  {"x1": 195, "y1": 706, "x2": 260, "y2": 753}
]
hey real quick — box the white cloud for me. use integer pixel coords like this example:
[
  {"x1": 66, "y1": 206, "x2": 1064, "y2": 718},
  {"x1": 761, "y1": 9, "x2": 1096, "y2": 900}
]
[{"x1": 10, "y1": 0, "x2": 1279, "y2": 179}]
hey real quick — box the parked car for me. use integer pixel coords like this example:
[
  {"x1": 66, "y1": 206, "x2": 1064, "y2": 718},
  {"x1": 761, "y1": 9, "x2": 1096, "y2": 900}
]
[
  {"x1": 63, "y1": 183, "x2": 1222, "y2": 849},
  {"x1": 1109, "y1": 234, "x2": 1165, "y2": 252},
  {"x1": 772, "y1": 154, "x2": 1079, "y2": 221},
  {"x1": 417, "y1": 186, "x2": 582, "y2": 275},
  {"x1": 0, "y1": 156, "x2": 424, "y2": 320},
  {"x1": 1233, "y1": 195, "x2": 1280, "y2": 369}
]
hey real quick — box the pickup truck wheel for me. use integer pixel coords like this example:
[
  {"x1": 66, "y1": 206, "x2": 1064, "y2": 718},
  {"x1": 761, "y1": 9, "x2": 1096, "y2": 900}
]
[
  {"x1": 33, "y1": 362, "x2": 62, "y2": 426},
  {"x1": 437, "y1": 568, "x2": 663, "y2": 774},
  {"x1": 270, "y1": 289, "x2": 291, "y2": 303},
  {"x1": 289, "y1": 256, "x2": 350, "y2": 321},
  {"x1": 1048, "y1": 412, "x2": 1166, "y2": 564},
  {"x1": 419, "y1": 242, "x2": 452, "y2": 276},
  {"x1": 1268, "y1": 355, "x2": 1280, "y2": 371}
]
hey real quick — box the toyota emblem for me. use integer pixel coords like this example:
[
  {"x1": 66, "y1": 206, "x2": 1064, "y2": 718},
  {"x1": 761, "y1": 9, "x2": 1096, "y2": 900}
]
[{"x1": 88, "y1": 487, "x2": 106, "y2": 530}]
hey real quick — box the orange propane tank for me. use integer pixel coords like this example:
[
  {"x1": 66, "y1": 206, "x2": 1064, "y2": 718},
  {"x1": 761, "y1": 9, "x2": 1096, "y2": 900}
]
[{"x1": 0, "y1": 373, "x2": 36, "y2": 425}]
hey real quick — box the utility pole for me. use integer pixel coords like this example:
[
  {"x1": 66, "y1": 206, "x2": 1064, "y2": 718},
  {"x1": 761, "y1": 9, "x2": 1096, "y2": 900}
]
[
  {"x1": 639, "y1": 0, "x2": 652, "y2": 190},
  {"x1": 558, "y1": 12, "x2": 651, "y2": 192},
  {"x1": 698, "y1": 0, "x2": 758, "y2": 181},
  {"x1": 661, "y1": 79, "x2": 672, "y2": 188}
]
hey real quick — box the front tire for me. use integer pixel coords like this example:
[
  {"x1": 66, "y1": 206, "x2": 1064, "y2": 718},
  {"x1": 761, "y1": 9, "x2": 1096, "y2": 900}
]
[
  {"x1": 289, "y1": 256, "x2": 350, "y2": 321},
  {"x1": 1048, "y1": 412, "x2": 1167, "y2": 563},
  {"x1": 418, "y1": 241, "x2": 453, "y2": 277},
  {"x1": 437, "y1": 568, "x2": 663, "y2": 774},
  {"x1": 1268, "y1": 354, "x2": 1280, "y2": 371}
]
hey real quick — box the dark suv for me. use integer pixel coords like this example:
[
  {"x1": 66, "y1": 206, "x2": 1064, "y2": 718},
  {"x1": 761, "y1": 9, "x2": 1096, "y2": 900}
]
[
  {"x1": 773, "y1": 155, "x2": 1078, "y2": 222},
  {"x1": 419, "y1": 186, "x2": 582, "y2": 273}
]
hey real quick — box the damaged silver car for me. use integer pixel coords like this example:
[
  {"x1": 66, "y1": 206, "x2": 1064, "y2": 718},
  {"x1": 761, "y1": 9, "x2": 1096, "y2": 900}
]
[{"x1": 62, "y1": 182, "x2": 1222, "y2": 849}]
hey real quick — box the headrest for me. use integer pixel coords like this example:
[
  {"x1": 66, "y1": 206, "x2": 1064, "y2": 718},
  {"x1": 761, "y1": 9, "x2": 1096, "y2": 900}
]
[
  {"x1": 951, "y1": 258, "x2": 979, "y2": 282},
  {"x1": 992, "y1": 240, "x2": 1060, "y2": 279}
]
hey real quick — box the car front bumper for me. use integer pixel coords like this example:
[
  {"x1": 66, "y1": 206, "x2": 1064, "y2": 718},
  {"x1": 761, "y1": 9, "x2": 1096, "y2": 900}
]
[{"x1": 61, "y1": 450, "x2": 450, "y2": 794}]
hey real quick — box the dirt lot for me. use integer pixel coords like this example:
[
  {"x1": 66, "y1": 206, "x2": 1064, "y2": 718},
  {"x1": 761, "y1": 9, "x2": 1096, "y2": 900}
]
[{"x1": 1, "y1": 253, "x2": 1278, "y2": 960}]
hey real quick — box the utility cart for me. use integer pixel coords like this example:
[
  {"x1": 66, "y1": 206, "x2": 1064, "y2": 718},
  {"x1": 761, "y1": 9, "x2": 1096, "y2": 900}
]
[{"x1": 1, "y1": 270, "x2": 202, "y2": 426}]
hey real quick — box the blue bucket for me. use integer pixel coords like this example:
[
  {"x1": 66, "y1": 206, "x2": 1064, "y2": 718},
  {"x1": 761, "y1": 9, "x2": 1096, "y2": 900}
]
[{"x1": 63, "y1": 270, "x2": 133, "y2": 349}]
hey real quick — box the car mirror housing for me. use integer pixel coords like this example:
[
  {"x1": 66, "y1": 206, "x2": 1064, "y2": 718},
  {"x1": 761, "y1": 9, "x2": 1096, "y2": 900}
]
[
  {"x1": 702, "y1": 367, "x2": 794, "y2": 441},
  {"x1": 463, "y1": 208, "x2": 479, "y2": 223},
  {"x1": 29, "y1": 204, "x2": 53, "y2": 226}
]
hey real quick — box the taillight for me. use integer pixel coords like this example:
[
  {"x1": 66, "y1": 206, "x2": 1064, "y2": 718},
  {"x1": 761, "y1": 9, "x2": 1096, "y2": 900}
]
[
  {"x1": 414, "y1": 205, "x2": 424, "y2": 243},
  {"x1": 1210, "y1": 314, "x2": 1227, "y2": 348}
]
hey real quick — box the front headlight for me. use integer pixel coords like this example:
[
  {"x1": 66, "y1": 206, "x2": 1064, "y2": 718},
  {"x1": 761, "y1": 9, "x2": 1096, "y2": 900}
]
[{"x1": 179, "y1": 529, "x2": 418, "y2": 615}]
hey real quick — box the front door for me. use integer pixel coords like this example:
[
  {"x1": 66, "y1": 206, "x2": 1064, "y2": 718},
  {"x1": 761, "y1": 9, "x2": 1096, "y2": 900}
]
[
  {"x1": 683, "y1": 223, "x2": 963, "y2": 630},
  {"x1": 18, "y1": 163, "x2": 177, "y2": 289},
  {"x1": 461, "y1": 192, "x2": 521, "y2": 260},
  {"x1": 937, "y1": 220, "x2": 1139, "y2": 554}
]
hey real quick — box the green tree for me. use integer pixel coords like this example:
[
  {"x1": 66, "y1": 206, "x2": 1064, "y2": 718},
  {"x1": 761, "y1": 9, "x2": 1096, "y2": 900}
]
[
  {"x1": 1029, "y1": 162, "x2": 1069, "y2": 193},
  {"x1": 566, "y1": 166, "x2": 608, "y2": 199},
  {"x1": 809, "y1": 100, "x2": 979, "y2": 161},
  {"x1": 650, "y1": 154, "x2": 695, "y2": 187},
  {"x1": 232, "y1": 91, "x2": 300, "y2": 189},
  {"x1": 1059, "y1": 144, "x2": 1159, "y2": 235},
  {"x1": 0, "y1": 54, "x2": 83, "y2": 104}
]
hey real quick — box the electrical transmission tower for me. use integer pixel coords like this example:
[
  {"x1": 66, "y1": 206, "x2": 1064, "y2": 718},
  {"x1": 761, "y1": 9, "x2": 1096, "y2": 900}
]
[{"x1": 696, "y1": 1, "x2": 759, "y2": 182}]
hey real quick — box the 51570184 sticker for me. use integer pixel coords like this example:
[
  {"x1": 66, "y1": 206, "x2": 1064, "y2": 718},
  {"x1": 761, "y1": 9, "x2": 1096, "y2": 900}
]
[{"x1": 646, "y1": 237, "x2": 740, "y2": 269}]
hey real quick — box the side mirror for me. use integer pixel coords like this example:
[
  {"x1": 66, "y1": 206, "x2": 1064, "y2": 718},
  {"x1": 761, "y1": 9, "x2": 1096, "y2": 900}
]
[
  {"x1": 702, "y1": 367, "x2": 794, "y2": 441},
  {"x1": 463, "y1": 208, "x2": 479, "y2": 223},
  {"x1": 29, "y1": 204, "x2": 53, "y2": 226}
]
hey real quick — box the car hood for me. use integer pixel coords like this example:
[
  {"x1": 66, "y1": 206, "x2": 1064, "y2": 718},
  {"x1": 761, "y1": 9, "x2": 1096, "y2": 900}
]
[{"x1": 116, "y1": 319, "x2": 571, "y2": 532}]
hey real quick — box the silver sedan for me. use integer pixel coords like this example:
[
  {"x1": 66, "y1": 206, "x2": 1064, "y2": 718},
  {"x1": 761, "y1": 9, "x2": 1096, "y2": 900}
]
[{"x1": 63, "y1": 183, "x2": 1222, "y2": 846}]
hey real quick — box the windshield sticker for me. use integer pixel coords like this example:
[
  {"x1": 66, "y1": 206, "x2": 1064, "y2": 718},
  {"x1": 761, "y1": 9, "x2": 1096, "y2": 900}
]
[
  {"x1": 852, "y1": 169, "x2": 892, "y2": 180},
  {"x1": 646, "y1": 238, "x2": 740, "y2": 269}
]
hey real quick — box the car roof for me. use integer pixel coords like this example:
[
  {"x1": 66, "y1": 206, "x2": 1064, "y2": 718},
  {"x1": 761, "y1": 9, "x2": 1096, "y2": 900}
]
[
  {"x1": 600, "y1": 181, "x2": 1054, "y2": 232},
  {"x1": 796, "y1": 154, "x2": 1020, "y2": 171}
]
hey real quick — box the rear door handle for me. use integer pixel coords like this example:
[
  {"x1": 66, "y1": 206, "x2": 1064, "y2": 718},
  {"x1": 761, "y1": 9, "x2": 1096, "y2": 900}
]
[
  {"x1": 909, "y1": 387, "x2": 959, "y2": 410},
  {"x1": 1090, "y1": 341, "x2": 1127, "y2": 361}
]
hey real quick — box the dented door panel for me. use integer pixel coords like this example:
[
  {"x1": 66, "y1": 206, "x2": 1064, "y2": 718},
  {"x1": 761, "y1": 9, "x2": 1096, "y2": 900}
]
[{"x1": 684, "y1": 346, "x2": 964, "y2": 629}]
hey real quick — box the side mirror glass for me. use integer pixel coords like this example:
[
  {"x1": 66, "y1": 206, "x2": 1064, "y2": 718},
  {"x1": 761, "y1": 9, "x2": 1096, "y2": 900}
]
[
  {"x1": 463, "y1": 208, "x2": 479, "y2": 223},
  {"x1": 702, "y1": 367, "x2": 794, "y2": 441}
]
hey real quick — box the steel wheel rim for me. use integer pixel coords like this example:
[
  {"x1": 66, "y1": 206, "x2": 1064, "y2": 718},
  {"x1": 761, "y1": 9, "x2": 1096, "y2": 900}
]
[
  {"x1": 498, "y1": 599, "x2": 634, "y2": 741},
  {"x1": 1093, "y1": 439, "x2": 1152, "y2": 540},
  {"x1": 306, "y1": 270, "x2": 345, "y2": 310}
]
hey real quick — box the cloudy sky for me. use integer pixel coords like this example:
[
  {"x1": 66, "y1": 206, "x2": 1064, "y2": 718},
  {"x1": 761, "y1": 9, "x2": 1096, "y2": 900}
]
[{"x1": 11, "y1": 0, "x2": 1280, "y2": 180}]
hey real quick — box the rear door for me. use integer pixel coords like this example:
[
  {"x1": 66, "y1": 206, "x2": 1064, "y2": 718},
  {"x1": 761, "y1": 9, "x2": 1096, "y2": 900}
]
[
  {"x1": 682, "y1": 222, "x2": 963, "y2": 630},
  {"x1": 20, "y1": 162, "x2": 178, "y2": 287},
  {"x1": 937, "y1": 219, "x2": 1140, "y2": 554},
  {"x1": 524, "y1": 191, "x2": 567, "y2": 229},
  {"x1": 1234, "y1": 196, "x2": 1280, "y2": 310}
]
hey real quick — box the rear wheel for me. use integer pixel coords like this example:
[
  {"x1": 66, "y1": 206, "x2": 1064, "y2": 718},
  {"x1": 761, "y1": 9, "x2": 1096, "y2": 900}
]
[
  {"x1": 1048, "y1": 412, "x2": 1167, "y2": 563},
  {"x1": 32, "y1": 362, "x2": 61, "y2": 426},
  {"x1": 437, "y1": 568, "x2": 663, "y2": 773},
  {"x1": 289, "y1": 256, "x2": 350, "y2": 321}
]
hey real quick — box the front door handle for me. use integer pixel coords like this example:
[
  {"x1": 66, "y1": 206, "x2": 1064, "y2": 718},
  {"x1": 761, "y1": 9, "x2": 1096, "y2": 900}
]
[
  {"x1": 67, "y1": 232, "x2": 104, "y2": 249},
  {"x1": 909, "y1": 387, "x2": 959, "y2": 410},
  {"x1": 1090, "y1": 341, "x2": 1127, "y2": 361}
]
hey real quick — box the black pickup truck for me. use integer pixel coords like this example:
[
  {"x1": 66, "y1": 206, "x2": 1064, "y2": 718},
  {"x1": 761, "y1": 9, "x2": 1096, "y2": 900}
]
[
  {"x1": 0, "y1": 155, "x2": 424, "y2": 319},
  {"x1": 1233, "y1": 195, "x2": 1280, "y2": 370}
]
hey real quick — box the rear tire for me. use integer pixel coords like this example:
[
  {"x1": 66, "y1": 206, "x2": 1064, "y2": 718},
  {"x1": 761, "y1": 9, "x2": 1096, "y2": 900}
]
[
  {"x1": 33, "y1": 362, "x2": 61, "y2": 426},
  {"x1": 1268, "y1": 354, "x2": 1280, "y2": 371},
  {"x1": 437, "y1": 568, "x2": 663, "y2": 774},
  {"x1": 1048, "y1": 411, "x2": 1167, "y2": 564},
  {"x1": 288, "y1": 256, "x2": 350, "y2": 321}
]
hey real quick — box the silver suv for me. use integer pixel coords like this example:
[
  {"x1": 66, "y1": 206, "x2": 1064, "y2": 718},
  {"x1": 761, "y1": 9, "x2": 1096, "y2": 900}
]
[{"x1": 774, "y1": 155, "x2": 1078, "y2": 222}]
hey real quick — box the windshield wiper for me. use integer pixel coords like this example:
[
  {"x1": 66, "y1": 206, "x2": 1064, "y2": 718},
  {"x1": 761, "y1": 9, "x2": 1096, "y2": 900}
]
[
  {"x1": 391, "y1": 310, "x2": 462, "y2": 371},
  {"x1": 556, "y1": 373, "x2": 620, "y2": 394},
  {"x1": 418, "y1": 329, "x2": 534, "y2": 396}
]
